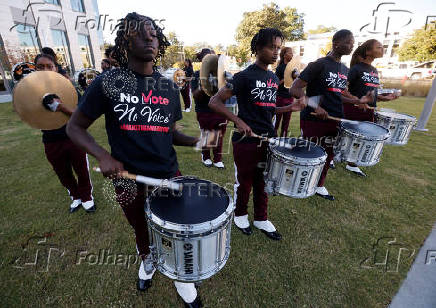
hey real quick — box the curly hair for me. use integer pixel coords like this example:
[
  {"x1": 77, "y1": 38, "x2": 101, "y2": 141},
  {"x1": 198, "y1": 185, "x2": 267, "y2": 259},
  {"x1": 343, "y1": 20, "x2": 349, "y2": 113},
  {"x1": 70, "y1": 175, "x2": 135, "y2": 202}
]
[
  {"x1": 250, "y1": 28, "x2": 284, "y2": 55},
  {"x1": 279, "y1": 47, "x2": 293, "y2": 65},
  {"x1": 350, "y1": 39, "x2": 379, "y2": 67},
  {"x1": 112, "y1": 12, "x2": 170, "y2": 68}
]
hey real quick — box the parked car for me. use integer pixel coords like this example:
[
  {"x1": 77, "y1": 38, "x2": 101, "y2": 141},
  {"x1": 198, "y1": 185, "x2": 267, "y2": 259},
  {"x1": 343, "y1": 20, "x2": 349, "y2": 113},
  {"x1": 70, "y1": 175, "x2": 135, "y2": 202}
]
[{"x1": 407, "y1": 61, "x2": 436, "y2": 80}]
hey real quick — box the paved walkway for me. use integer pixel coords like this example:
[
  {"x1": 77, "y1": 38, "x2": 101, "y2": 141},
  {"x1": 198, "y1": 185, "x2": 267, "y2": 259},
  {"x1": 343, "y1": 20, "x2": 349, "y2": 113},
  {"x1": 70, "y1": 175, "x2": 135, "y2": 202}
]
[
  {"x1": 0, "y1": 94, "x2": 12, "y2": 103},
  {"x1": 390, "y1": 223, "x2": 436, "y2": 308}
]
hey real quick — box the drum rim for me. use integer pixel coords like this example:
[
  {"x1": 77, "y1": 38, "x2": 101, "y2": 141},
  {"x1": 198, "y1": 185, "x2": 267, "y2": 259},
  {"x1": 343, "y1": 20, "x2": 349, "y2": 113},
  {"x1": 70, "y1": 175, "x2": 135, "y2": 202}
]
[
  {"x1": 269, "y1": 137, "x2": 328, "y2": 163},
  {"x1": 375, "y1": 111, "x2": 417, "y2": 123},
  {"x1": 146, "y1": 176, "x2": 235, "y2": 233},
  {"x1": 339, "y1": 121, "x2": 391, "y2": 141}
]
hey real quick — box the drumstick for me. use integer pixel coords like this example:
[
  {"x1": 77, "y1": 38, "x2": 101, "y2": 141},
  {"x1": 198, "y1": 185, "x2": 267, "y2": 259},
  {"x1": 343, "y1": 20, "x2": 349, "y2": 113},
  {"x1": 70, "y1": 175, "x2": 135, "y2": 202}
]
[
  {"x1": 310, "y1": 112, "x2": 359, "y2": 124},
  {"x1": 93, "y1": 167, "x2": 183, "y2": 191}
]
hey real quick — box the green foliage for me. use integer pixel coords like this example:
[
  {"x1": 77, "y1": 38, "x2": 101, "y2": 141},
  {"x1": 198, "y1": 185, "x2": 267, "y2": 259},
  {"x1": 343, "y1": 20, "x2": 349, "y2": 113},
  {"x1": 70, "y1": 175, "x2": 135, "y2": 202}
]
[
  {"x1": 234, "y1": 2, "x2": 304, "y2": 63},
  {"x1": 307, "y1": 25, "x2": 337, "y2": 35},
  {"x1": 398, "y1": 27, "x2": 436, "y2": 62},
  {"x1": 159, "y1": 32, "x2": 184, "y2": 69}
]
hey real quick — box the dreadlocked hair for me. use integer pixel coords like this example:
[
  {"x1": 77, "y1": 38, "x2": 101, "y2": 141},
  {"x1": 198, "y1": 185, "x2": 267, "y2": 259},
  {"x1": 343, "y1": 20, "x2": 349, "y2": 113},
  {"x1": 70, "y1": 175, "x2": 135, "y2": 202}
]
[
  {"x1": 350, "y1": 39, "x2": 379, "y2": 67},
  {"x1": 112, "y1": 12, "x2": 170, "y2": 68},
  {"x1": 250, "y1": 28, "x2": 284, "y2": 55}
]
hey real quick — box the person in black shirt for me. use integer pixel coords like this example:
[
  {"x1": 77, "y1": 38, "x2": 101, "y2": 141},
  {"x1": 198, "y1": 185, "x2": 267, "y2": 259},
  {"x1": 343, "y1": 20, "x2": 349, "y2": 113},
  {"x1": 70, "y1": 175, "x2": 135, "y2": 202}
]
[
  {"x1": 290, "y1": 29, "x2": 372, "y2": 201},
  {"x1": 67, "y1": 12, "x2": 202, "y2": 308},
  {"x1": 34, "y1": 54, "x2": 95, "y2": 213},
  {"x1": 192, "y1": 48, "x2": 228, "y2": 169},
  {"x1": 181, "y1": 59, "x2": 194, "y2": 112},
  {"x1": 344, "y1": 39, "x2": 399, "y2": 176},
  {"x1": 274, "y1": 47, "x2": 295, "y2": 137},
  {"x1": 209, "y1": 28, "x2": 306, "y2": 241}
]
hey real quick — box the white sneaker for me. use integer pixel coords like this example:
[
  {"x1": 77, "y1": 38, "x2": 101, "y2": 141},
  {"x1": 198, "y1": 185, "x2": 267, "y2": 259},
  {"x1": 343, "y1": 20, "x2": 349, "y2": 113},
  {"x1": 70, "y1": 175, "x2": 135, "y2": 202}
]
[
  {"x1": 253, "y1": 220, "x2": 276, "y2": 232},
  {"x1": 185, "y1": 108, "x2": 191, "y2": 113},
  {"x1": 346, "y1": 164, "x2": 367, "y2": 177},
  {"x1": 202, "y1": 158, "x2": 213, "y2": 167},
  {"x1": 234, "y1": 214, "x2": 250, "y2": 229},
  {"x1": 213, "y1": 161, "x2": 225, "y2": 169},
  {"x1": 70, "y1": 199, "x2": 81, "y2": 209},
  {"x1": 139, "y1": 254, "x2": 156, "y2": 280},
  {"x1": 82, "y1": 200, "x2": 94, "y2": 210},
  {"x1": 329, "y1": 161, "x2": 336, "y2": 169}
]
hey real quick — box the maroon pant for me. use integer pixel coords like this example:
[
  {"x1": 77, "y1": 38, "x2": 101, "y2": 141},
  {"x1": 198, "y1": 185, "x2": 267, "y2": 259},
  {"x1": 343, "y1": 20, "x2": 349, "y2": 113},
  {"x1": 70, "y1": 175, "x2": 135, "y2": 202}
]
[
  {"x1": 197, "y1": 112, "x2": 228, "y2": 163},
  {"x1": 343, "y1": 104, "x2": 375, "y2": 122},
  {"x1": 180, "y1": 84, "x2": 191, "y2": 110},
  {"x1": 233, "y1": 142, "x2": 268, "y2": 221},
  {"x1": 44, "y1": 139, "x2": 93, "y2": 202},
  {"x1": 117, "y1": 170, "x2": 182, "y2": 258},
  {"x1": 275, "y1": 96, "x2": 293, "y2": 137},
  {"x1": 300, "y1": 119, "x2": 339, "y2": 187}
]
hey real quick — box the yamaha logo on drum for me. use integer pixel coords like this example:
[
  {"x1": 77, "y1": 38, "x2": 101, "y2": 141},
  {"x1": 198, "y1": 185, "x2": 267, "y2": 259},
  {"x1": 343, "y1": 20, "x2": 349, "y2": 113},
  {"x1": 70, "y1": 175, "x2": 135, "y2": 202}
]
[
  {"x1": 297, "y1": 171, "x2": 309, "y2": 194},
  {"x1": 361, "y1": 144, "x2": 372, "y2": 162},
  {"x1": 183, "y1": 243, "x2": 194, "y2": 274}
]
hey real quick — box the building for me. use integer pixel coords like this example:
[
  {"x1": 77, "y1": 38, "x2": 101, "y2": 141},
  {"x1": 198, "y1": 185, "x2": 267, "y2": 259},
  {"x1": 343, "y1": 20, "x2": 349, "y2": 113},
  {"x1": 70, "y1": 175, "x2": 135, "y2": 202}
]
[
  {"x1": 0, "y1": 0, "x2": 105, "y2": 100},
  {"x1": 285, "y1": 31, "x2": 413, "y2": 70}
]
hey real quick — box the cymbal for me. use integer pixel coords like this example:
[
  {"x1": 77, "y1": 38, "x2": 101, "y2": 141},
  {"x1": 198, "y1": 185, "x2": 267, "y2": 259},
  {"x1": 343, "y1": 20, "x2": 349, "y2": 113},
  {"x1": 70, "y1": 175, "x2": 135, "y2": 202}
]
[
  {"x1": 218, "y1": 55, "x2": 230, "y2": 89},
  {"x1": 13, "y1": 71, "x2": 78, "y2": 130},
  {"x1": 173, "y1": 69, "x2": 186, "y2": 88},
  {"x1": 200, "y1": 54, "x2": 218, "y2": 96},
  {"x1": 284, "y1": 55, "x2": 302, "y2": 89}
]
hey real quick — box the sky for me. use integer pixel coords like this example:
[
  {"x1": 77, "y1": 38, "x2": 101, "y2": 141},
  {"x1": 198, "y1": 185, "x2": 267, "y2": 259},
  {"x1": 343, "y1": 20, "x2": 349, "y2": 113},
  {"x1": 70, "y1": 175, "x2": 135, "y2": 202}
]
[{"x1": 97, "y1": 0, "x2": 435, "y2": 46}]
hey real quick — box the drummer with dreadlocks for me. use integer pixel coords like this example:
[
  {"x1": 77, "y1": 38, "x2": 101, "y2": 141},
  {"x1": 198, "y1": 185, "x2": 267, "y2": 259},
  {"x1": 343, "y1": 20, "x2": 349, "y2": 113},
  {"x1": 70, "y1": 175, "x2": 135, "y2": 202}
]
[
  {"x1": 209, "y1": 28, "x2": 306, "y2": 241},
  {"x1": 67, "y1": 12, "x2": 202, "y2": 308}
]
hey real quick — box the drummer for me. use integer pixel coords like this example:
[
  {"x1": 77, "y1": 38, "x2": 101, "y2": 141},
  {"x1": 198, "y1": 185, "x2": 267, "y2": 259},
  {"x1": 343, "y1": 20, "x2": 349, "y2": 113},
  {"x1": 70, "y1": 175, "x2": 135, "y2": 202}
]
[
  {"x1": 209, "y1": 28, "x2": 306, "y2": 240},
  {"x1": 289, "y1": 29, "x2": 373, "y2": 201},
  {"x1": 34, "y1": 53, "x2": 95, "y2": 213},
  {"x1": 192, "y1": 48, "x2": 228, "y2": 169},
  {"x1": 344, "y1": 39, "x2": 399, "y2": 177},
  {"x1": 67, "y1": 12, "x2": 203, "y2": 307},
  {"x1": 274, "y1": 47, "x2": 295, "y2": 137}
]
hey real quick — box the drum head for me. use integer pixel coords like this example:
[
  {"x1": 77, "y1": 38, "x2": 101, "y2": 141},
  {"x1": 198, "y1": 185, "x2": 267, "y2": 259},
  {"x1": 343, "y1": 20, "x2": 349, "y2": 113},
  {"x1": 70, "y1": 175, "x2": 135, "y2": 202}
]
[
  {"x1": 149, "y1": 178, "x2": 229, "y2": 224},
  {"x1": 272, "y1": 138, "x2": 325, "y2": 159},
  {"x1": 341, "y1": 121, "x2": 389, "y2": 137}
]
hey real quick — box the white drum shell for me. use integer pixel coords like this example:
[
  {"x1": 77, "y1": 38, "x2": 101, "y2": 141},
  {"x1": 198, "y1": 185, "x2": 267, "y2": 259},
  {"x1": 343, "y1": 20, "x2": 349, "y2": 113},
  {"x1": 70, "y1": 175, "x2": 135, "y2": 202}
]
[
  {"x1": 146, "y1": 178, "x2": 234, "y2": 282},
  {"x1": 374, "y1": 112, "x2": 416, "y2": 146},
  {"x1": 264, "y1": 139, "x2": 327, "y2": 198},
  {"x1": 334, "y1": 122, "x2": 390, "y2": 166}
]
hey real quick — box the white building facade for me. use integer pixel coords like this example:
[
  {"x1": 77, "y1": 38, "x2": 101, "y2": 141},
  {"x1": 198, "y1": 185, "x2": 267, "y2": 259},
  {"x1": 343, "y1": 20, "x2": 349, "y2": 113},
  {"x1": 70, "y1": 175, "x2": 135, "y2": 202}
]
[{"x1": 0, "y1": 0, "x2": 105, "y2": 97}]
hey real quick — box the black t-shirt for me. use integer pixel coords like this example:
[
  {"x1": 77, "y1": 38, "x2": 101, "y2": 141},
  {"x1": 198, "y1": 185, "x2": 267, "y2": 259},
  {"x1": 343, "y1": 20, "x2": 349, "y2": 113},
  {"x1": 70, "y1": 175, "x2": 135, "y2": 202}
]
[
  {"x1": 275, "y1": 63, "x2": 291, "y2": 98},
  {"x1": 191, "y1": 70, "x2": 212, "y2": 113},
  {"x1": 42, "y1": 125, "x2": 69, "y2": 143},
  {"x1": 79, "y1": 68, "x2": 183, "y2": 179},
  {"x1": 299, "y1": 56, "x2": 349, "y2": 121},
  {"x1": 230, "y1": 64, "x2": 279, "y2": 142},
  {"x1": 184, "y1": 66, "x2": 194, "y2": 78},
  {"x1": 348, "y1": 62, "x2": 379, "y2": 107}
]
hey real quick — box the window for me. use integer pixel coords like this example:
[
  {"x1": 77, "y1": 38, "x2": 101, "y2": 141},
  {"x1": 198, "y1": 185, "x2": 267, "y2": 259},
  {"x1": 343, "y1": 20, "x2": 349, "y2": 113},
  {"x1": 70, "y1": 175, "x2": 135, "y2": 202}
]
[
  {"x1": 383, "y1": 40, "x2": 389, "y2": 55},
  {"x1": 51, "y1": 30, "x2": 72, "y2": 71},
  {"x1": 390, "y1": 40, "x2": 400, "y2": 57},
  {"x1": 15, "y1": 24, "x2": 40, "y2": 62},
  {"x1": 78, "y1": 34, "x2": 94, "y2": 68},
  {"x1": 70, "y1": 0, "x2": 85, "y2": 12},
  {"x1": 299, "y1": 46, "x2": 304, "y2": 56},
  {"x1": 44, "y1": 0, "x2": 60, "y2": 4}
]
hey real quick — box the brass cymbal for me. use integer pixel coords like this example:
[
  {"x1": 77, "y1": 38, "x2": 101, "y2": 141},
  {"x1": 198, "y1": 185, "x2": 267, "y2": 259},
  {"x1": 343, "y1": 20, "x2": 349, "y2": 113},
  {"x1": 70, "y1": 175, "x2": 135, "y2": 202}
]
[
  {"x1": 13, "y1": 71, "x2": 78, "y2": 130},
  {"x1": 200, "y1": 54, "x2": 218, "y2": 96},
  {"x1": 284, "y1": 55, "x2": 302, "y2": 89},
  {"x1": 173, "y1": 69, "x2": 186, "y2": 88}
]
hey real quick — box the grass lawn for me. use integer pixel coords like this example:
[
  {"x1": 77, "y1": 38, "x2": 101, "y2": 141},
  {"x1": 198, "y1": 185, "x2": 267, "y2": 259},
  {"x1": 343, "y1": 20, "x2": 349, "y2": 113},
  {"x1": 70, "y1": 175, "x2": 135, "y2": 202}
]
[{"x1": 0, "y1": 96, "x2": 435, "y2": 307}]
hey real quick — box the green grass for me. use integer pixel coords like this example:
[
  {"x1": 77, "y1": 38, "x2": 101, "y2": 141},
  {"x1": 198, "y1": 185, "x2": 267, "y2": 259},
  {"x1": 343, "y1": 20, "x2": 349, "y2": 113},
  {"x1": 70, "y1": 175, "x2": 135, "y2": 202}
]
[{"x1": 1, "y1": 97, "x2": 435, "y2": 307}]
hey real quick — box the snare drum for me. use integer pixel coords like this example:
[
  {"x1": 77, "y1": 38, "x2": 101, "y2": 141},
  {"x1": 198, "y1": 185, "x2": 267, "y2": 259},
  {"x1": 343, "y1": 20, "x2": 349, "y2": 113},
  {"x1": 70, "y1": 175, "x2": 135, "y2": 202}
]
[
  {"x1": 374, "y1": 111, "x2": 416, "y2": 145},
  {"x1": 334, "y1": 121, "x2": 390, "y2": 166},
  {"x1": 146, "y1": 177, "x2": 234, "y2": 282},
  {"x1": 264, "y1": 138, "x2": 327, "y2": 198}
]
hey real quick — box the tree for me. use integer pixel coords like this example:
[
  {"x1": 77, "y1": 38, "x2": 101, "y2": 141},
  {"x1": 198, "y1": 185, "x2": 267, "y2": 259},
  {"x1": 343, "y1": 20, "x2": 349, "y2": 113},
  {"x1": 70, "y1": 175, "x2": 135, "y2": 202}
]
[
  {"x1": 398, "y1": 26, "x2": 436, "y2": 62},
  {"x1": 160, "y1": 32, "x2": 184, "y2": 69},
  {"x1": 307, "y1": 25, "x2": 336, "y2": 35},
  {"x1": 234, "y1": 2, "x2": 304, "y2": 63}
]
